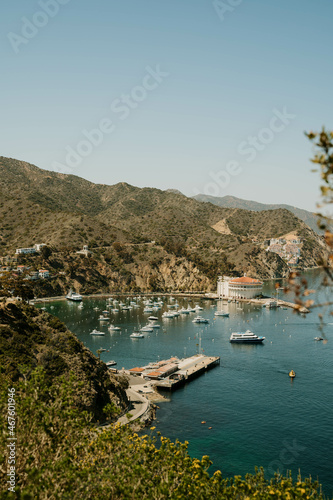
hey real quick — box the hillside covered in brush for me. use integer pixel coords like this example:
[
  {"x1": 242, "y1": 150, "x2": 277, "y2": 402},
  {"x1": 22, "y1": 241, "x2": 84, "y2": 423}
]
[
  {"x1": 0, "y1": 300, "x2": 128, "y2": 421},
  {"x1": 0, "y1": 156, "x2": 328, "y2": 294},
  {"x1": 193, "y1": 193, "x2": 321, "y2": 234}
]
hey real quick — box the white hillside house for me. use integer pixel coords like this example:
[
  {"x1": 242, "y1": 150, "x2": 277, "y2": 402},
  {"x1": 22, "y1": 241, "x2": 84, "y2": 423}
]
[{"x1": 16, "y1": 243, "x2": 46, "y2": 255}]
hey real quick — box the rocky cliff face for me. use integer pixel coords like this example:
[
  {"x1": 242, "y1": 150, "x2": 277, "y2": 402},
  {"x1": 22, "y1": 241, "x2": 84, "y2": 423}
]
[{"x1": 227, "y1": 243, "x2": 290, "y2": 279}]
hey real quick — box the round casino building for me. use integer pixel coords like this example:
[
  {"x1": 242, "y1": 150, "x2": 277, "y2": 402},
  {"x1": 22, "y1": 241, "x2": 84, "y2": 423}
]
[{"x1": 217, "y1": 275, "x2": 263, "y2": 300}]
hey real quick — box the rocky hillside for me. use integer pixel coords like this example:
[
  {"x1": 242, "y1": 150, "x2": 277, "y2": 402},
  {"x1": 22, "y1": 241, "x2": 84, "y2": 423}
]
[
  {"x1": 0, "y1": 300, "x2": 128, "y2": 421},
  {"x1": 193, "y1": 193, "x2": 321, "y2": 234},
  {"x1": 0, "y1": 156, "x2": 328, "y2": 292}
]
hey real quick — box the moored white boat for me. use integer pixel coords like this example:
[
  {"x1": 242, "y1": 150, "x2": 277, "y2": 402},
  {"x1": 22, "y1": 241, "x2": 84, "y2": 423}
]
[
  {"x1": 66, "y1": 289, "x2": 82, "y2": 302},
  {"x1": 192, "y1": 315, "x2": 209, "y2": 324},
  {"x1": 140, "y1": 326, "x2": 154, "y2": 332},
  {"x1": 149, "y1": 322, "x2": 160, "y2": 329},
  {"x1": 108, "y1": 325, "x2": 121, "y2": 331},
  {"x1": 106, "y1": 360, "x2": 117, "y2": 367},
  {"x1": 230, "y1": 330, "x2": 265, "y2": 344},
  {"x1": 98, "y1": 315, "x2": 109, "y2": 321},
  {"x1": 187, "y1": 306, "x2": 196, "y2": 312},
  {"x1": 90, "y1": 329, "x2": 105, "y2": 336},
  {"x1": 130, "y1": 331, "x2": 144, "y2": 338},
  {"x1": 162, "y1": 311, "x2": 176, "y2": 319}
]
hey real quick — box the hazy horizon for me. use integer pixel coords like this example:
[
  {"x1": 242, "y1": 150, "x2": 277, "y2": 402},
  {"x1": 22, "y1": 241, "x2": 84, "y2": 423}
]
[{"x1": 1, "y1": 1, "x2": 332, "y2": 211}]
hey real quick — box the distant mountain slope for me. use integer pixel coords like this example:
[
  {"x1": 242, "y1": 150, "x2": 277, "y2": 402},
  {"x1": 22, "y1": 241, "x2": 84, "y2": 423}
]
[
  {"x1": 0, "y1": 156, "x2": 328, "y2": 289},
  {"x1": 193, "y1": 194, "x2": 321, "y2": 234}
]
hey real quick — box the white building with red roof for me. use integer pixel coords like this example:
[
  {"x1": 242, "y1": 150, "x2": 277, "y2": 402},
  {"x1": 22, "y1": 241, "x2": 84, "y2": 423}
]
[
  {"x1": 217, "y1": 275, "x2": 263, "y2": 299},
  {"x1": 38, "y1": 269, "x2": 50, "y2": 279}
]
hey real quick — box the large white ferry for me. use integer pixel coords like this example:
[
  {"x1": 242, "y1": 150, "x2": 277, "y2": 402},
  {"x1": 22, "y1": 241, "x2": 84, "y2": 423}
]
[{"x1": 230, "y1": 330, "x2": 265, "y2": 344}]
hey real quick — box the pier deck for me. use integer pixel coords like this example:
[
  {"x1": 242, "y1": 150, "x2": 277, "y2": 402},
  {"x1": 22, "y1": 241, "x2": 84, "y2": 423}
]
[{"x1": 153, "y1": 355, "x2": 220, "y2": 391}]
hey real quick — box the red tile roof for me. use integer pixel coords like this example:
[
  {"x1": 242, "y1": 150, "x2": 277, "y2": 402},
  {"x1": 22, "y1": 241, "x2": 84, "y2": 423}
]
[
  {"x1": 229, "y1": 277, "x2": 262, "y2": 284},
  {"x1": 129, "y1": 367, "x2": 145, "y2": 373},
  {"x1": 146, "y1": 371, "x2": 162, "y2": 378}
]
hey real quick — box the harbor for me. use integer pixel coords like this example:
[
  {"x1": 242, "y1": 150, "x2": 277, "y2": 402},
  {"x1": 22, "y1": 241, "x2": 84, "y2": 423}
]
[{"x1": 35, "y1": 268, "x2": 333, "y2": 493}]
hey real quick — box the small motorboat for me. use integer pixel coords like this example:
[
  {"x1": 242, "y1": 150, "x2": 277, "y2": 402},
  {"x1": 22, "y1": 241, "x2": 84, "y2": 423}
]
[
  {"x1": 314, "y1": 337, "x2": 323, "y2": 341},
  {"x1": 98, "y1": 315, "x2": 109, "y2": 321},
  {"x1": 90, "y1": 329, "x2": 105, "y2": 336},
  {"x1": 106, "y1": 360, "x2": 117, "y2": 367},
  {"x1": 162, "y1": 311, "x2": 176, "y2": 319},
  {"x1": 289, "y1": 370, "x2": 296, "y2": 379},
  {"x1": 108, "y1": 325, "x2": 121, "y2": 331},
  {"x1": 192, "y1": 316, "x2": 209, "y2": 324},
  {"x1": 130, "y1": 331, "x2": 144, "y2": 339},
  {"x1": 140, "y1": 326, "x2": 154, "y2": 333},
  {"x1": 148, "y1": 322, "x2": 160, "y2": 329},
  {"x1": 66, "y1": 289, "x2": 82, "y2": 302}
]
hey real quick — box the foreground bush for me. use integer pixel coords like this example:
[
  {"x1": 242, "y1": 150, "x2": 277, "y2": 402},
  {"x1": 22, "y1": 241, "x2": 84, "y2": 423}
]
[{"x1": 0, "y1": 369, "x2": 326, "y2": 499}]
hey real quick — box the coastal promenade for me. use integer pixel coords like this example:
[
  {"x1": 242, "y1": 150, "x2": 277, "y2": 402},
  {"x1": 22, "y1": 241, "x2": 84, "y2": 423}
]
[
  {"x1": 211, "y1": 295, "x2": 310, "y2": 313},
  {"x1": 117, "y1": 387, "x2": 150, "y2": 425},
  {"x1": 249, "y1": 298, "x2": 309, "y2": 313}
]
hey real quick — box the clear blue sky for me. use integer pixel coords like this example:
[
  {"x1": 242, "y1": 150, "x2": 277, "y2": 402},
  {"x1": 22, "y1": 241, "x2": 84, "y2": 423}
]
[{"x1": 1, "y1": 0, "x2": 332, "y2": 211}]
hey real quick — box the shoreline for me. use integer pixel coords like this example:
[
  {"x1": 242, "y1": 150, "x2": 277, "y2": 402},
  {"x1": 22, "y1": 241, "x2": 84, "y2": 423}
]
[
  {"x1": 30, "y1": 267, "x2": 324, "y2": 304},
  {"x1": 32, "y1": 292, "x2": 310, "y2": 313},
  {"x1": 32, "y1": 291, "x2": 216, "y2": 303}
]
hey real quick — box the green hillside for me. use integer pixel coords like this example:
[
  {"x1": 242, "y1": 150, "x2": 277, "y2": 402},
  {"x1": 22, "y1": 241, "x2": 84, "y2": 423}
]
[
  {"x1": 0, "y1": 156, "x2": 328, "y2": 295},
  {"x1": 0, "y1": 301, "x2": 128, "y2": 421}
]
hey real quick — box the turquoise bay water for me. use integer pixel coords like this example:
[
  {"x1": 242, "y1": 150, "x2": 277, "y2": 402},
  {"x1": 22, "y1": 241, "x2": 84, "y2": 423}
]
[{"x1": 38, "y1": 269, "x2": 333, "y2": 495}]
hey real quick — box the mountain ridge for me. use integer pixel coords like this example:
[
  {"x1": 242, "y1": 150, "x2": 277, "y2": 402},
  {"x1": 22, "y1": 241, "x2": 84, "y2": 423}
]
[
  {"x1": 193, "y1": 193, "x2": 321, "y2": 234},
  {"x1": 0, "y1": 156, "x2": 328, "y2": 295}
]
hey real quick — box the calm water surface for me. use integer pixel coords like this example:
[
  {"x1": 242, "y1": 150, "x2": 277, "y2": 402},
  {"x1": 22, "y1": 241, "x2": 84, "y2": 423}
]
[{"x1": 38, "y1": 269, "x2": 333, "y2": 495}]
